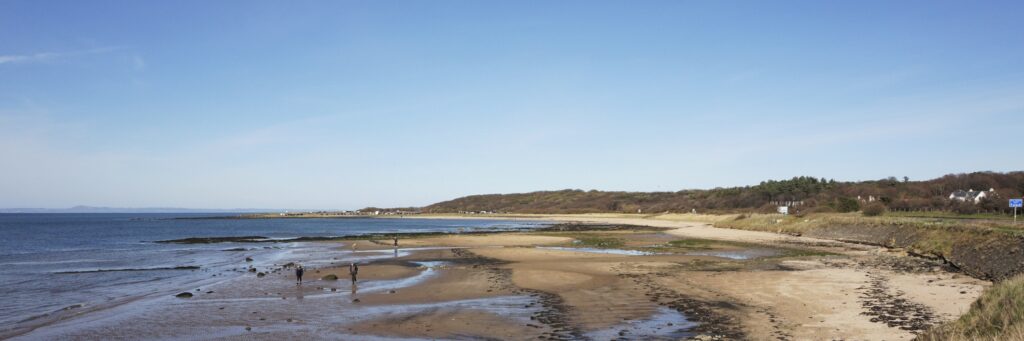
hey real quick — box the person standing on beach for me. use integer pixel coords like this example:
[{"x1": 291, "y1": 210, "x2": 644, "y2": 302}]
[
  {"x1": 349, "y1": 263, "x2": 359, "y2": 283},
  {"x1": 295, "y1": 265, "x2": 304, "y2": 284},
  {"x1": 394, "y1": 235, "x2": 399, "y2": 247}
]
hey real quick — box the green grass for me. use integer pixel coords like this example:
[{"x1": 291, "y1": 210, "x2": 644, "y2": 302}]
[
  {"x1": 777, "y1": 247, "x2": 837, "y2": 258},
  {"x1": 887, "y1": 210, "x2": 1020, "y2": 221},
  {"x1": 711, "y1": 213, "x2": 1024, "y2": 257},
  {"x1": 661, "y1": 238, "x2": 835, "y2": 258},
  {"x1": 667, "y1": 239, "x2": 716, "y2": 249},
  {"x1": 571, "y1": 235, "x2": 625, "y2": 248},
  {"x1": 715, "y1": 213, "x2": 1024, "y2": 234},
  {"x1": 918, "y1": 274, "x2": 1024, "y2": 341}
]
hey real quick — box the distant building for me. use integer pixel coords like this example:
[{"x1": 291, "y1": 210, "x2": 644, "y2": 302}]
[{"x1": 949, "y1": 188, "x2": 995, "y2": 204}]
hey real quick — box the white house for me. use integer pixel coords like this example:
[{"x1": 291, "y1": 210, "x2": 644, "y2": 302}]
[{"x1": 949, "y1": 188, "x2": 995, "y2": 204}]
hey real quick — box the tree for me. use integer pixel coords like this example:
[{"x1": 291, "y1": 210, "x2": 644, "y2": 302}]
[
  {"x1": 862, "y1": 202, "x2": 887, "y2": 216},
  {"x1": 833, "y1": 197, "x2": 861, "y2": 213}
]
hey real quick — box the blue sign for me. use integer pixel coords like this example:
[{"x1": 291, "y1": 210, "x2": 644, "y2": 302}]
[{"x1": 1011, "y1": 199, "x2": 1023, "y2": 208}]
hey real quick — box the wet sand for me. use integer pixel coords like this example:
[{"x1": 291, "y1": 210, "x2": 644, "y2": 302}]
[{"x1": 12, "y1": 220, "x2": 989, "y2": 340}]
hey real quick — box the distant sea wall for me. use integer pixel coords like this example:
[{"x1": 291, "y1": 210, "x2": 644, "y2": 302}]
[{"x1": 803, "y1": 224, "x2": 1024, "y2": 282}]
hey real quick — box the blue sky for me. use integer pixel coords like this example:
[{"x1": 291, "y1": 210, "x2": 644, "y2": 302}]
[{"x1": 1, "y1": 1, "x2": 1022, "y2": 209}]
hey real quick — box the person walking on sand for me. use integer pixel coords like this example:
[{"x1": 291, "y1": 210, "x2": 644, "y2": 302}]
[
  {"x1": 349, "y1": 262, "x2": 359, "y2": 283},
  {"x1": 393, "y1": 235, "x2": 399, "y2": 247},
  {"x1": 295, "y1": 265, "x2": 304, "y2": 284}
]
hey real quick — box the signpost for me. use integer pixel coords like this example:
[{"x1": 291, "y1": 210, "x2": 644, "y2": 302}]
[{"x1": 1011, "y1": 199, "x2": 1023, "y2": 223}]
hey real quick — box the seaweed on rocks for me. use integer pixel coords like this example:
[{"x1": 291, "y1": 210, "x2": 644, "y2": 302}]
[
  {"x1": 525, "y1": 289, "x2": 585, "y2": 340},
  {"x1": 858, "y1": 272, "x2": 938, "y2": 333},
  {"x1": 449, "y1": 248, "x2": 584, "y2": 340},
  {"x1": 620, "y1": 273, "x2": 746, "y2": 340}
]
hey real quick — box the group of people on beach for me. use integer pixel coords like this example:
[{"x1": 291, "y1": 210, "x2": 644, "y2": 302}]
[
  {"x1": 293, "y1": 263, "x2": 359, "y2": 284},
  {"x1": 291, "y1": 236, "x2": 402, "y2": 286}
]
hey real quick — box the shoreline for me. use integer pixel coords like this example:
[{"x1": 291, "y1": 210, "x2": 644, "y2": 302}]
[{"x1": 7, "y1": 215, "x2": 991, "y2": 340}]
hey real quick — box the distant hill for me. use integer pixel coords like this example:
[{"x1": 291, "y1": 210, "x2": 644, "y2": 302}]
[
  {"x1": 0, "y1": 206, "x2": 280, "y2": 214},
  {"x1": 424, "y1": 172, "x2": 1024, "y2": 215}
]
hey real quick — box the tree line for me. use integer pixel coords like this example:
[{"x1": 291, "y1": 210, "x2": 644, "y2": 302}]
[{"x1": 422, "y1": 172, "x2": 1024, "y2": 215}]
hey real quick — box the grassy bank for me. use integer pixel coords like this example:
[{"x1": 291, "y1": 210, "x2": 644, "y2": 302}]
[
  {"x1": 918, "y1": 273, "x2": 1024, "y2": 340},
  {"x1": 713, "y1": 213, "x2": 1024, "y2": 256}
]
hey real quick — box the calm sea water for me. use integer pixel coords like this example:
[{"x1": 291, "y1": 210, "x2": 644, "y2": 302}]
[{"x1": 0, "y1": 214, "x2": 546, "y2": 335}]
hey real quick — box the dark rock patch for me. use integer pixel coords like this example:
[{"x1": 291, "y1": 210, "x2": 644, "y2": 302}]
[{"x1": 857, "y1": 273, "x2": 937, "y2": 333}]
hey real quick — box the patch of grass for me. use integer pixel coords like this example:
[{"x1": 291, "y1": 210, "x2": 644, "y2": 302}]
[
  {"x1": 709, "y1": 212, "x2": 1024, "y2": 258},
  {"x1": 661, "y1": 238, "x2": 763, "y2": 251},
  {"x1": 667, "y1": 239, "x2": 715, "y2": 249},
  {"x1": 649, "y1": 213, "x2": 740, "y2": 223},
  {"x1": 777, "y1": 247, "x2": 837, "y2": 258},
  {"x1": 990, "y1": 227, "x2": 1024, "y2": 236},
  {"x1": 571, "y1": 235, "x2": 625, "y2": 248},
  {"x1": 918, "y1": 274, "x2": 1024, "y2": 340},
  {"x1": 676, "y1": 259, "x2": 745, "y2": 272},
  {"x1": 713, "y1": 212, "x2": 1024, "y2": 236},
  {"x1": 888, "y1": 210, "x2": 1019, "y2": 221}
]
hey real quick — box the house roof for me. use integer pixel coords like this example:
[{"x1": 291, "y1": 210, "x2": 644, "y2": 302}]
[{"x1": 950, "y1": 189, "x2": 989, "y2": 199}]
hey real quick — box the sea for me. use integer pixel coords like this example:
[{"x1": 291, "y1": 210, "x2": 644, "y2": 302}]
[{"x1": 0, "y1": 213, "x2": 547, "y2": 337}]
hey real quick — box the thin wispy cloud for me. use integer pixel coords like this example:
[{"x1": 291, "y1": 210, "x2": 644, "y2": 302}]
[{"x1": 0, "y1": 46, "x2": 122, "y2": 65}]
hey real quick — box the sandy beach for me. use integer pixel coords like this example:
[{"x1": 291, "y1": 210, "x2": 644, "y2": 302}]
[{"x1": 13, "y1": 216, "x2": 989, "y2": 340}]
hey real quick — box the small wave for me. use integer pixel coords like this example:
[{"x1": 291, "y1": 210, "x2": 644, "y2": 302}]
[
  {"x1": 0, "y1": 259, "x2": 107, "y2": 266},
  {"x1": 15, "y1": 303, "x2": 86, "y2": 324},
  {"x1": 54, "y1": 266, "x2": 200, "y2": 274}
]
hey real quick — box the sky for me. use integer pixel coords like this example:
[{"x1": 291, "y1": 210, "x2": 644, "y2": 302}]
[{"x1": 1, "y1": 1, "x2": 1023, "y2": 210}]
